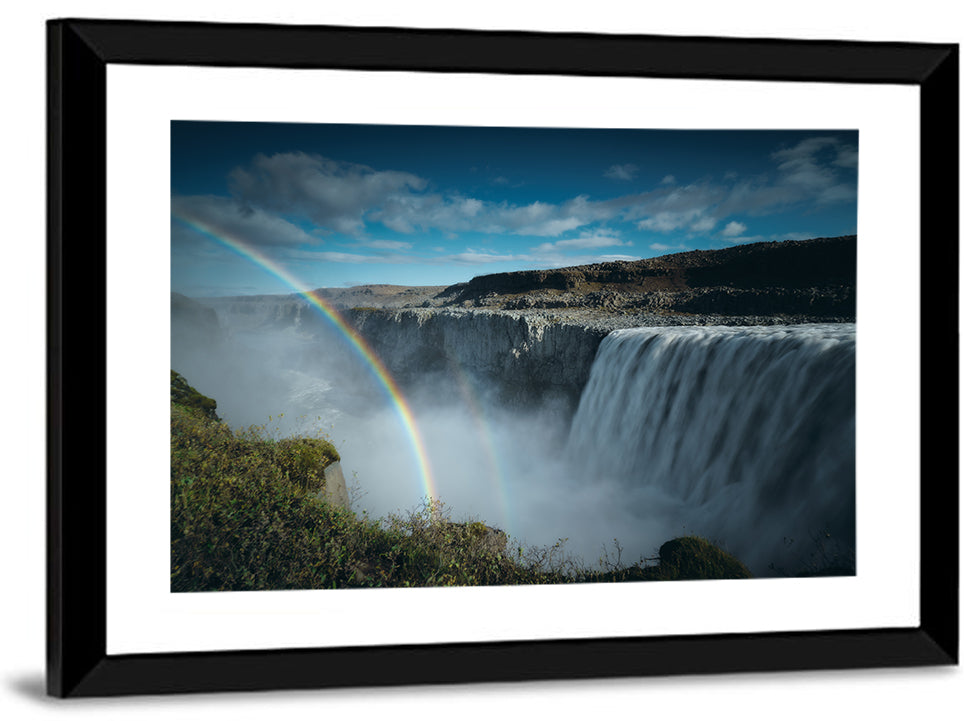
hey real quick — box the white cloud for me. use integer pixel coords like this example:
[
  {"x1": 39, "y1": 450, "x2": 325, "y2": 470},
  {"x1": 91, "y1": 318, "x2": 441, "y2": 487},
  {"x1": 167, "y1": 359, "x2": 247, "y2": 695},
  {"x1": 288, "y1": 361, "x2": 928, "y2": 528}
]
[
  {"x1": 627, "y1": 184, "x2": 727, "y2": 233},
  {"x1": 604, "y1": 163, "x2": 639, "y2": 181},
  {"x1": 460, "y1": 198, "x2": 484, "y2": 216},
  {"x1": 771, "y1": 136, "x2": 839, "y2": 165},
  {"x1": 769, "y1": 136, "x2": 857, "y2": 205},
  {"x1": 629, "y1": 136, "x2": 856, "y2": 236},
  {"x1": 353, "y1": 239, "x2": 414, "y2": 251},
  {"x1": 441, "y1": 249, "x2": 522, "y2": 265},
  {"x1": 223, "y1": 151, "x2": 615, "y2": 240},
  {"x1": 833, "y1": 145, "x2": 859, "y2": 169},
  {"x1": 179, "y1": 136, "x2": 856, "y2": 261},
  {"x1": 817, "y1": 183, "x2": 857, "y2": 204},
  {"x1": 286, "y1": 249, "x2": 384, "y2": 264},
  {"x1": 229, "y1": 151, "x2": 427, "y2": 235},
  {"x1": 502, "y1": 202, "x2": 585, "y2": 236},
  {"x1": 690, "y1": 216, "x2": 717, "y2": 233},
  {"x1": 637, "y1": 208, "x2": 715, "y2": 233},
  {"x1": 532, "y1": 234, "x2": 629, "y2": 253},
  {"x1": 371, "y1": 194, "x2": 596, "y2": 237},
  {"x1": 650, "y1": 242, "x2": 689, "y2": 253},
  {"x1": 172, "y1": 194, "x2": 318, "y2": 248},
  {"x1": 383, "y1": 193, "x2": 617, "y2": 238}
]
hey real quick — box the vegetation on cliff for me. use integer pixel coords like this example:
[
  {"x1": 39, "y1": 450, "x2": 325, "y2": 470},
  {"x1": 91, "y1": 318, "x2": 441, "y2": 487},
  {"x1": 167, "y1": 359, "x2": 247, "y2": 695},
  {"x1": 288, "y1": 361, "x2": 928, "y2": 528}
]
[
  {"x1": 171, "y1": 372, "x2": 752, "y2": 592},
  {"x1": 171, "y1": 370, "x2": 220, "y2": 421}
]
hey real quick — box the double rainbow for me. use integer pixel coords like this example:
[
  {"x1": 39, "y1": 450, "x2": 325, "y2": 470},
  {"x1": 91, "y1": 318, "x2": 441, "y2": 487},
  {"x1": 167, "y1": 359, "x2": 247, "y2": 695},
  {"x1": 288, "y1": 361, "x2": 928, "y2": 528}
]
[{"x1": 173, "y1": 213, "x2": 438, "y2": 502}]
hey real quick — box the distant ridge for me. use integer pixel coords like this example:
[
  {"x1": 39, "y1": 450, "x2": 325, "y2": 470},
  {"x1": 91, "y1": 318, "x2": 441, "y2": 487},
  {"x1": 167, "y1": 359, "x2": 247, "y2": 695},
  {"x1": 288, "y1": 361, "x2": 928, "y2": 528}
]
[
  {"x1": 306, "y1": 283, "x2": 448, "y2": 309},
  {"x1": 438, "y1": 235, "x2": 855, "y2": 304},
  {"x1": 188, "y1": 236, "x2": 856, "y2": 320}
]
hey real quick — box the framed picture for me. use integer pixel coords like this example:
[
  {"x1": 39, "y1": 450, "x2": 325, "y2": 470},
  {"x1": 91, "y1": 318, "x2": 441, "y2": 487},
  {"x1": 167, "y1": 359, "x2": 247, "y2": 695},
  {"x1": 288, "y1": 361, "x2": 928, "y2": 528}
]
[{"x1": 47, "y1": 19, "x2": 958, "y2": 697}]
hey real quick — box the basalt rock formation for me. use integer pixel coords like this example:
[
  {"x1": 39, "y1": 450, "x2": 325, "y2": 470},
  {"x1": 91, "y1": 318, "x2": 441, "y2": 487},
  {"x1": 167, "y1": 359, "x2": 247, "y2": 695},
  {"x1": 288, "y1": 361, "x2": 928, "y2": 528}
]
[{"x1": 434, "y1": 235, "x2": 855, "y2": 318}]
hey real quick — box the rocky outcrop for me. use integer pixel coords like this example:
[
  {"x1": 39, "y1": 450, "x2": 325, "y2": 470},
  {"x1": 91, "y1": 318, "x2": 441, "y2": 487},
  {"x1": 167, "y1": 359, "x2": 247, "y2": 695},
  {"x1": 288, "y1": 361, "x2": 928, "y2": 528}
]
[
  {"x1": 486, "y1": 285, "x2": 854, "y2": 317},
  {"x1": 317, "y1": 461, "x2": 350, "y2": 511},
  {"x1": 674, "y1": 285, "x2": 854, "y2": 317},
  {"x1": 649, "y1": 537, "x2": 753, "y2": 580},
  {"x1": 593, "y1": 536, "x2": 753, "y2": 582},
  {"x1": 344, "y1": 308, "x2": 609, "y2": 406},
  {"x1": 170, "y1": 370, "x2": 220, "y2": 421},
  {"x1": 436, "y1": 235, "x2": 856, "y2": 319},
  {"x1": 308, "y1": 284, "x2": 448, "y2": 309}
]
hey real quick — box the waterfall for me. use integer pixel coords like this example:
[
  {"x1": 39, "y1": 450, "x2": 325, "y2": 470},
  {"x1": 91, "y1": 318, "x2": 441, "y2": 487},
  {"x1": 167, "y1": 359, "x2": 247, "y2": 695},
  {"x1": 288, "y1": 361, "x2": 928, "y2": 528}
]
[
  {"x1": 175, "y1": 293, "x2": 858, "y2": 576},
  {"x1": 567, "y1": 324, "x2": 856, "y2": 575}
]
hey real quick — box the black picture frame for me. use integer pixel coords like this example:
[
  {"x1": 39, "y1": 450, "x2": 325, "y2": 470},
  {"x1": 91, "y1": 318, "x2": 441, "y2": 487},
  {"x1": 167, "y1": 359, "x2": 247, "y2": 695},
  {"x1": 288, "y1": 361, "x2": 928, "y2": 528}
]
[{"x1": 47, "y1": 18, "x2": 959, "y2": 698}]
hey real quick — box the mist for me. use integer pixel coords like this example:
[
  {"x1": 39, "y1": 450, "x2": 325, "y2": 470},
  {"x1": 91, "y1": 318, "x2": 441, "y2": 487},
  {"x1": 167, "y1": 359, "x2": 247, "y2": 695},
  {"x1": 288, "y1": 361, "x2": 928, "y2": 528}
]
[
  {"x1": 173, "y1": 297, "x2": 856, "y2": 577},
  {"x1": 172, "y1": 302, "x2": 686, "y2": 571}
]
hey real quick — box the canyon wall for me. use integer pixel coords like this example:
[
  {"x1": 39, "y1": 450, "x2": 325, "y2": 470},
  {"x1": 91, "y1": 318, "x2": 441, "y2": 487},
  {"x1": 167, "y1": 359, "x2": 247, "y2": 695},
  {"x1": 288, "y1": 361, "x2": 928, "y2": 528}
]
[{"x1": 344, "y1": 308, "x2": 609, "y2": 406}]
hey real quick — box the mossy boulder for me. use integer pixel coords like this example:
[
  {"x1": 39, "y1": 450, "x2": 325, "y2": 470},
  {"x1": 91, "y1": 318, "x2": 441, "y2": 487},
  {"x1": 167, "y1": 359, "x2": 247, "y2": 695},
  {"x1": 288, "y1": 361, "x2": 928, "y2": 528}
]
[
  {"x1": 591, "y1": 535, "x2": 752, "y2": 583},
  {"x1": 647, "y1": 536, "x2": 752, "y2": 580}
]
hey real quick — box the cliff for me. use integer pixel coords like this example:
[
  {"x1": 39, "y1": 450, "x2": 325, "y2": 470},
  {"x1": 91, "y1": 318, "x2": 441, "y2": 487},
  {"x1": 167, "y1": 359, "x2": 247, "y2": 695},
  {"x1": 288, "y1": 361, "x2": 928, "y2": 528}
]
[
  {"x1": 435, "y1": 235, "x2": 856, "y2": 316},
  {"x1": 344, "y1": 308, "x2": 609, "y2": 406},
  {"x1": 180, "y1": 236, "x2": 856, "y2": 408},
  {"x1": 171, "y1": 292, "x2": 223, "y2": 345}
]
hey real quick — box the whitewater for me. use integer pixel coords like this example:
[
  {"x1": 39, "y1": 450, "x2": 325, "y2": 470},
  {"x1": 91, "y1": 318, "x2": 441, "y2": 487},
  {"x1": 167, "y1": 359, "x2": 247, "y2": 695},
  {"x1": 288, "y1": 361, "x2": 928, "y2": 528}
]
[{"x1": 567, "y1": 324, "x2": 856, "y2": 575}]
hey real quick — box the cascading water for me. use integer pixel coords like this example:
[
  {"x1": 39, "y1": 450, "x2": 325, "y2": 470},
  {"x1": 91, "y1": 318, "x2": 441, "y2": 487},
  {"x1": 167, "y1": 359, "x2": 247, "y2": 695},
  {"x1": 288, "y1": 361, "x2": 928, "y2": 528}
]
[{"x1": 567, "y1": 324, "x2": 856, "y2": 576}]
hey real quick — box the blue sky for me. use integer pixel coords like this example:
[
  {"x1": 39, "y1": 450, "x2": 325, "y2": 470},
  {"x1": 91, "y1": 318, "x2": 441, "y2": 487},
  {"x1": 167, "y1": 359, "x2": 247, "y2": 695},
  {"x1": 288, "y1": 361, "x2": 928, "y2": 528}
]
[{"x1": 171, "y1": 122, "x2": 857, "y2": 297}]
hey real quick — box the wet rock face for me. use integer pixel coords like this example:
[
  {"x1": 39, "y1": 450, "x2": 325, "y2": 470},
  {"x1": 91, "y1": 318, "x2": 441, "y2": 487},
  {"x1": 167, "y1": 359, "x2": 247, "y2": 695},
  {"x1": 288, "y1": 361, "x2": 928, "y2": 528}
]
[{"x1": 318, "y1": 461, "x2": 350, "y2": 511}]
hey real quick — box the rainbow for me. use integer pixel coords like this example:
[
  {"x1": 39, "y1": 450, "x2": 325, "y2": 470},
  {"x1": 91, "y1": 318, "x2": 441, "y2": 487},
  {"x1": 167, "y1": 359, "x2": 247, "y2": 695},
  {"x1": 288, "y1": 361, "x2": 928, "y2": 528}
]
[
  {"x1": 444, "y1": 358, "x2": 511, "y2": 532},
  {"x1": 172, "y1": 213, "x2": 438, "y2": 502}
]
